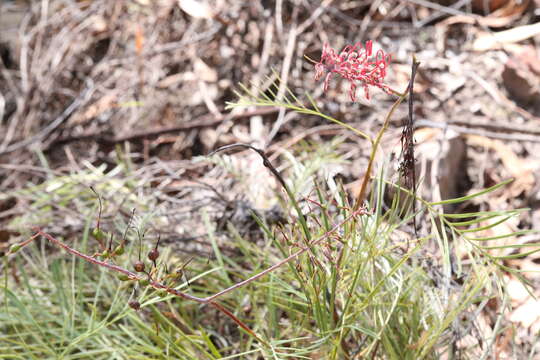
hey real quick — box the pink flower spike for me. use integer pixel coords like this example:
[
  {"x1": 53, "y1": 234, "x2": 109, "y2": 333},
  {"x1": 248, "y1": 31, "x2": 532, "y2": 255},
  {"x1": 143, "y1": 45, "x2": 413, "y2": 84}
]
[{"x1": 313, "y1": 40, "x2": 392, "y2": 101}]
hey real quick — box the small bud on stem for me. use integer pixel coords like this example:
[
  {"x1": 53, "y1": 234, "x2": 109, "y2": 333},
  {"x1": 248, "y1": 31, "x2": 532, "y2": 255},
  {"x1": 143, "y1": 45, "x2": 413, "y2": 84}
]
[
  {"x1": 148, "y1": 248, "x2": 159, "y2": 262},
  {"x1": 128, "y1": 300, "x2": 141, "y2": 311},
  {"x1": 134, "y1": 261, "x2": 146, "y2": 272},
  {"x1": 114, "y1": 245, "x2": 125, "y2": 256},
  {"x1": 9, "y1": 243, "x2": 22, "y2": 254}
]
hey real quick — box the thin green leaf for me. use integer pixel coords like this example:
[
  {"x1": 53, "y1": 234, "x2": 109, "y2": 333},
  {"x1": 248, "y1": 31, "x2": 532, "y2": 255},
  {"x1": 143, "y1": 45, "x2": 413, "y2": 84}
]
[
  {"x1": 465, "y1": 230, "x2": 535, "y2": 242},
  {"x1": 457, "y1": 215, "x2": 516, "y2": 234},
  {"x1": 429, "y1": 179, "x2": 513, "y2": 206}
]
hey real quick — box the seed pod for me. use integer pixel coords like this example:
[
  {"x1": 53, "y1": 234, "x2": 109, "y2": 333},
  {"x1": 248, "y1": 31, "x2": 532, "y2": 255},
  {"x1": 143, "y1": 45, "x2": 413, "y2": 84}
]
[
  {"x1": 113, "y1": 245, "x2": 125, "y2": 256},
  {"x1": 117, "y1": 274, "x2": 130, "y2": 281},
  {"x1": 157, "y1": 289, "x2": 168, "y2": 298},
  {"x1": 91, "y1": 228, "x2": 107, "y2": 241},
  {"x1": 133, "y1": 261, "x2": 146, "y2": 272},
  {"x1": 100, "y1": 250, "x2": 110, "y2": 259},
  {"x1": 148, "y1": 248, "x2": 159, "y2": 261},
  {"x1": 128, "y1": 300, "x2": 141, "y2": 311},
  {"x1": 139, "y1": 278, "x2": 150, "y2": 286},
  {"x1": 9, "y1": 243, "x2": 22, "y2": 254}
]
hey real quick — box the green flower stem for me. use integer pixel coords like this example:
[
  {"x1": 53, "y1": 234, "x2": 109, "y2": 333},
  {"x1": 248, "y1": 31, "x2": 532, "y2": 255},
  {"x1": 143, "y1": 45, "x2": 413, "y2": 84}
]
[{"x1": 354, "y1": 90, "x2": 408, "y2": 210}]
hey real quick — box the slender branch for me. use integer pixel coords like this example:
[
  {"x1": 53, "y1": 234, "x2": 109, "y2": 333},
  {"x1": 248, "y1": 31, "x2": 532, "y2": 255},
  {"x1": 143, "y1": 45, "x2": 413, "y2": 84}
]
[{"x1": 209, "y1": 301, "x2": 267, "y2": 345}]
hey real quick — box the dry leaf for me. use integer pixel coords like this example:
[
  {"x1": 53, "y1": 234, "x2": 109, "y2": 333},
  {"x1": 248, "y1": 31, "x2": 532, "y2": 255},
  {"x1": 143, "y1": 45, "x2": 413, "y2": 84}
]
[
  {"x1": 69, "y1": 94, "x2": 117, "y2": 125},
  {"x1": 158, "y1": 73, "x2": 185, "y2": 88},
  {"x1": 466, "y1": 135, "x2": 535, "y2": 197},
  {"x1": 437, "y1": 0, "x2": 529, "y2": 29},
  {"x1": 178, "y1": 0, "x2": 214, "y2": 19},
  {"x1": 90, "y1": 15, "x2": 107, "y2": 34},
  {"x1": 506, "y1": 275, "x2": 530, "y2": 305},
  {"x1": 472, "y1": 0, "x2": 523, "y2": 15},
  {"x1": 474, "y1": 22, "x2": 540, "y2": 51},
  {"x1": 193, "y1": 58, "x2": 218, "y2": 82},
  {"x1": 502, "y1": 51, "x2": 540, "y2": 104},
  {"x1": 510, "y1": 297, "x2": 540, "y2": 333},
  {"x1": 490, "y1": 0, "x2": 530, "y2": 18},
  {"x1": 471, "y1": 0, "x2": 505, "y2": 12}
]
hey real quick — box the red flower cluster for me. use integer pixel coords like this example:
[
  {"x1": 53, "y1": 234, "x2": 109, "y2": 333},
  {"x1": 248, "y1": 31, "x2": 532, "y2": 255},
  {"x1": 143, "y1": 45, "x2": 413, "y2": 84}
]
[{"x1": 314, "y1": 40, "x2": 392, "y2": 101}]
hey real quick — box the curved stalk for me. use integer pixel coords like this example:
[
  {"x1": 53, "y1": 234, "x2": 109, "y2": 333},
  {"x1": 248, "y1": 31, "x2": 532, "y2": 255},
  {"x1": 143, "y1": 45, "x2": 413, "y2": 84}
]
[{"x1": 353, "y1": 91, "x2": 408, "y2": 210}]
